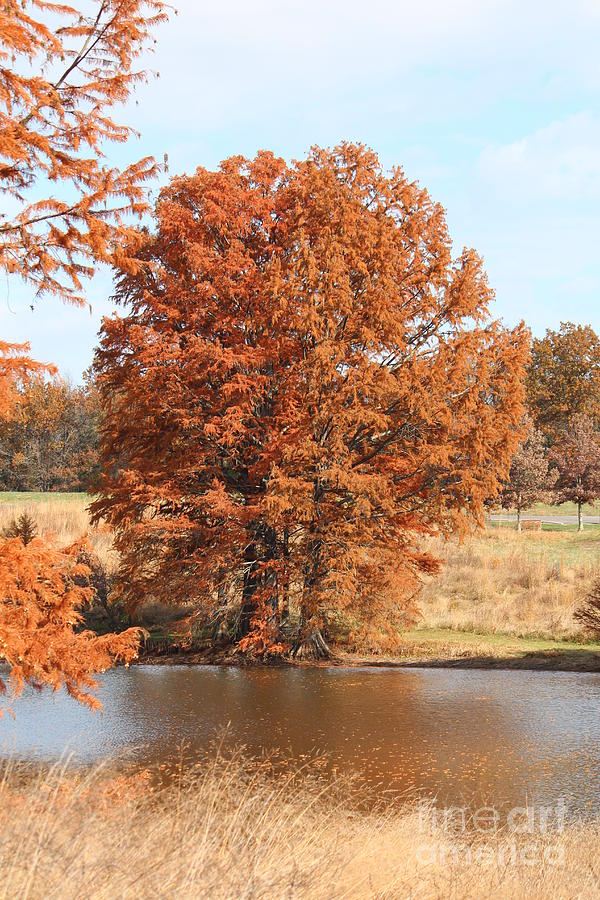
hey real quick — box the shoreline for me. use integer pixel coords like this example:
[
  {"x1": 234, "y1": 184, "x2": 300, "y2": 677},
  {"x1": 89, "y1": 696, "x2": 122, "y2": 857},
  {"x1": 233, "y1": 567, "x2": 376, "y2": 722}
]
[
  {"x1": 134, "y1": 626, "x2": 600, "y2": 673},
  {"x1": 136, "y1": 639, "x2": 600, "y2": 673}
]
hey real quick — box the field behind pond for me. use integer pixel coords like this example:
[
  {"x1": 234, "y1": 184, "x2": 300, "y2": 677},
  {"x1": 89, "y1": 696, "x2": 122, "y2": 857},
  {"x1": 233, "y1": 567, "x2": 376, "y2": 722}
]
[
  {"x1": 2, "y1": 492, "x2": 600, "y2": 658},
  {"x1": 419, "y1": 525, "x2": 600, "y2": 641},
  {"x1": 0, "y1": 491, "x2": 117, "y2": 572}
]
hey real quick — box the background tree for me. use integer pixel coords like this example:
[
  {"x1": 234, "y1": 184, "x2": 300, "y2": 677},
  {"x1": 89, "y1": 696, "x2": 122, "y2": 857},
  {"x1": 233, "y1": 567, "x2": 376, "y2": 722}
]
[
  {"x1": 92, "y1": 144, "x2": 529, "y2": 658},
  {"x1": 526, "y1": 323, "x2": 600, "y2": 439},
  {"x1": 551, "y1": 414, "x2": 600, "y2": 531},
  {"x1": 499, "y1": 417, "x2": 557, "y2": 531},
  {"x1": 0, "y1": 376, "x2": 100, "y2": 491},
  {"x1": 2, "y1": 512, "x2": 38, "y2": 544},
  {"x1": 1, "y1": 0, "x2": 168, "y2": 303}
]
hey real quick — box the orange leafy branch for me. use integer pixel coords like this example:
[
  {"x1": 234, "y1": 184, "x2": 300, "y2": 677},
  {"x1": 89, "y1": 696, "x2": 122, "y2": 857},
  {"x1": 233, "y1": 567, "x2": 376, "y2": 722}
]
[
  {"x1": 0, "y1": 536, "x2": 142, "y2": 710},
  {"x1": 1, "y1": 0, "x2": 169, "y2": 303}
]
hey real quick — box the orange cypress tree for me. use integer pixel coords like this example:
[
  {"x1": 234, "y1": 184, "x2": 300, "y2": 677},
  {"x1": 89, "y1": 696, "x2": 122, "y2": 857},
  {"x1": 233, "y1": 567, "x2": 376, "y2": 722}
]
[
  {"x1": 93, "y1": 144, "x2": 529, "y2": 657},
  {"x1": 1, "y1": 0, "x2": 168, "y2": 303},
  {"x1": 0, "y1": 346, "x2": 141, "y2": 707},
  {"x1": 0, "y1": 2, "x2": 167, "y2": 702},
  {"x1": 0, "y1": 537, "x2": 140, "y2": 708}
]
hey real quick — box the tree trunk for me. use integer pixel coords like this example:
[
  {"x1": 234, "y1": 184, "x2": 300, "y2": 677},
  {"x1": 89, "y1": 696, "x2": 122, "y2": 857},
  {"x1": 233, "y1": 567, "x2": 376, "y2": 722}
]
[
  {"x1": 279, "y1": 527, "x2": 290, "y2": 626},
  {"x1": 279, "y1": 591, "x2": 290, "y2": 627},
  {"x1": 210, "y1": 580, "x2": 230, "y2": 644},
  {"x1": 236, "y1": 542, "x2": 259, "y2": 640},
  {"x1": 236, "y1": 526, "x2": 282, "y2": 644},
  {"x1": 290, "y1": 479, "x2": 329, "y2": 659},
  {"x1": 517, "y1": 507, "x2": 522, "y2": 533},
  {"x1": 291, "y1": 625, "x2": 331, "y2": 660},
  {"x1": 263, "y1": 524, "x2": 279, "y2": 620},
  {"x1": 578, "y1": 501, "x2": 584, "y2": 532}
]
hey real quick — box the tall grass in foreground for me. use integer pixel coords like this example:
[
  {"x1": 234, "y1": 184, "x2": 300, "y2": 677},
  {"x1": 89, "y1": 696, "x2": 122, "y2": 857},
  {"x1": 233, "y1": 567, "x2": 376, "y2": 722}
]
[{"x1": 0, "y1": 755, "x2": 598, "y2": 899}]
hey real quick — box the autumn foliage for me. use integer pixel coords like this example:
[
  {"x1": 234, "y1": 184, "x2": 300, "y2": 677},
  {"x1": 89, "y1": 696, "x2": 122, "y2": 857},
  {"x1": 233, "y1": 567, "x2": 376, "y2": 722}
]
[
  {"x1": 499, "y1": 416, "x2": 557, "y2": 531},
  {"x1": 550, "y1": 414, "x2": 600, "y2": 531},
  {"x1": 1, "y1": 0, "x2": 168, "y2": 303},
  {"x1": 0, "y1": 536, "x2": 141, "y2": 707},
  {"x1": 0, "y1": 340, "x2": 53, "y2": 414},
  {"x1": 527, "y1": 323, "x2": 600, "y2": 439},
  {"x1": 0, "y1": 375, "x2": 101, "y2": 491},
  {"x1": 0, "y1": 2, "x2": 168, "y2": 703},
  {"x1": 92, "y1": 144, "x2": 529, "y2": 657}
]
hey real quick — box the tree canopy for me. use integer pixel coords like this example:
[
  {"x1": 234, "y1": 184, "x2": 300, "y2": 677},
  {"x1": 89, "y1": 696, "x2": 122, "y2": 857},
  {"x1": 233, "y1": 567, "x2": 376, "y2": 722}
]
[
  {"x1": 92, "y1": 144, "x2": 529, "y2": 657},
  {"x1": 499, "y1": 416, "x2": 556, "y2": 530},
  {"x1": 551, "y1": 413, "x2": 600, "y2": 531},
  {"x1": 0, "y1": 375, "x2": 100, "y2": 491},
  {"x1": 526, "y1": 322, "x2": 600, "y2": 438}
]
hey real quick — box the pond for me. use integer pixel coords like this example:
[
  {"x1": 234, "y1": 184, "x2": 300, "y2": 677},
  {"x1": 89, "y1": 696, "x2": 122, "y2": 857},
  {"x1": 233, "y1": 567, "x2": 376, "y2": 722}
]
[{"x1": 1, "y1": 665, "x2": 599, "y2": 819}]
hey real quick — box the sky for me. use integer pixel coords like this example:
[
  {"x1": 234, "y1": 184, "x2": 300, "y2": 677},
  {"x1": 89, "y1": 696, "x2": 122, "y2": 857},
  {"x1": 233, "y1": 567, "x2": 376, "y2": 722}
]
[{"x1": 2, "y1": 0, "x2": 600, "y2": 381}]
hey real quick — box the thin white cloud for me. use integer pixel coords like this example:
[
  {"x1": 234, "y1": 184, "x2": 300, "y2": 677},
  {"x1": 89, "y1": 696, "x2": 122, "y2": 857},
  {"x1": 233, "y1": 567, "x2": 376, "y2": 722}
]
[{"x1": 477, "y1": 113, "x2": 600, "y2": 201}]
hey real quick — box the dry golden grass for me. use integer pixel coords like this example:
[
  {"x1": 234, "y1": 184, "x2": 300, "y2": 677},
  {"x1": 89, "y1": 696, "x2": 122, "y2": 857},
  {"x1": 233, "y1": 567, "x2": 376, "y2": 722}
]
[
  {"x1": 419, "y1": 527, "x2": 600, "y2": 640},
  {"x1": 0, "y1": 493, "x2": 116, "y2": 572},
  {"x1": 0, "y1": 754, "x2": 598, "y2": 899}
]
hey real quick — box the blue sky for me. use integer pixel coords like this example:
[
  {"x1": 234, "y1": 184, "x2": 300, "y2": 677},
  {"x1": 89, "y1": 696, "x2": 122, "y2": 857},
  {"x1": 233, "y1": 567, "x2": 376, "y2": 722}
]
[{"x1": 2, "y1": 0, "x2": 600, "y2": 381}]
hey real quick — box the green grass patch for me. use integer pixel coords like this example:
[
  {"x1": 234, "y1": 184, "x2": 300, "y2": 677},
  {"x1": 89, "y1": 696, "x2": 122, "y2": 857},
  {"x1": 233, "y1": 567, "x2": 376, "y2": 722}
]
[
  {"x1": 0, "y1": 491, "x2": 89, "y2": 504},
  {"x1": 501, "y1": 501, "x2": 600, "y2": 518},
  {"x1": 538, "y1": 522, "x2": 600, "y2": 532},
  {"x1": 408, "y1": 626, "x2": 600, "y2": 653},
  {"x1": 392, "y1": 626, "x2": 600, "y2": 669}
]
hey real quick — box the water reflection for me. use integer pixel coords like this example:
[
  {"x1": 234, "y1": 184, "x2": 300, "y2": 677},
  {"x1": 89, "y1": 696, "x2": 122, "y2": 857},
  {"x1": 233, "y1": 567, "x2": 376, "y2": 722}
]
[{"x1": 1, "y1": 665, "x2": 599, "y2": 817}]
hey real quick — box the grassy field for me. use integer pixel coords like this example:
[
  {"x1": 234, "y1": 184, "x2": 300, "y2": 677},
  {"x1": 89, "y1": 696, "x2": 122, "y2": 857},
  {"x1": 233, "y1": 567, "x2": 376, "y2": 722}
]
[
  {"x1": 0, "y1": 491, "x2": 88, "y2": 504},
  {"x1": 2, "y1": 492, "x2": 600, "y2": 658},
  {"x1": 499, "y1": 500, "x2": 600, "y2": 518},
  {"x1": 0, "y1": 755, "x2": 598, "y2": 899},
  {"x1": 418, "y1": 526, "x2": 600, "y2": 642},
  {"x1": 0, "y1": 491, "x2": 116, "y2": 572}
]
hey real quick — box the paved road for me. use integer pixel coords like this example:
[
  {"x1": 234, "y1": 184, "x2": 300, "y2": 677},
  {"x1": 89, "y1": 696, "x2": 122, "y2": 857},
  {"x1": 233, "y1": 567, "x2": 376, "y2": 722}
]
[{"x1": 490, "y1": 514, "x2": 600, "y2": 526}]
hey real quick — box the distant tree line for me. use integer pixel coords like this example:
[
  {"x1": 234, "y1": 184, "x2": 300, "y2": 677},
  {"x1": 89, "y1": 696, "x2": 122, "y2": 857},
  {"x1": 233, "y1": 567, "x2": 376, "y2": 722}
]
[
  {"x1": 0, "y1": 376, "x2": 100, "y2": 492},
  {"x1": 501, "y1": 321, "x2": 600, "y2": 531}
]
